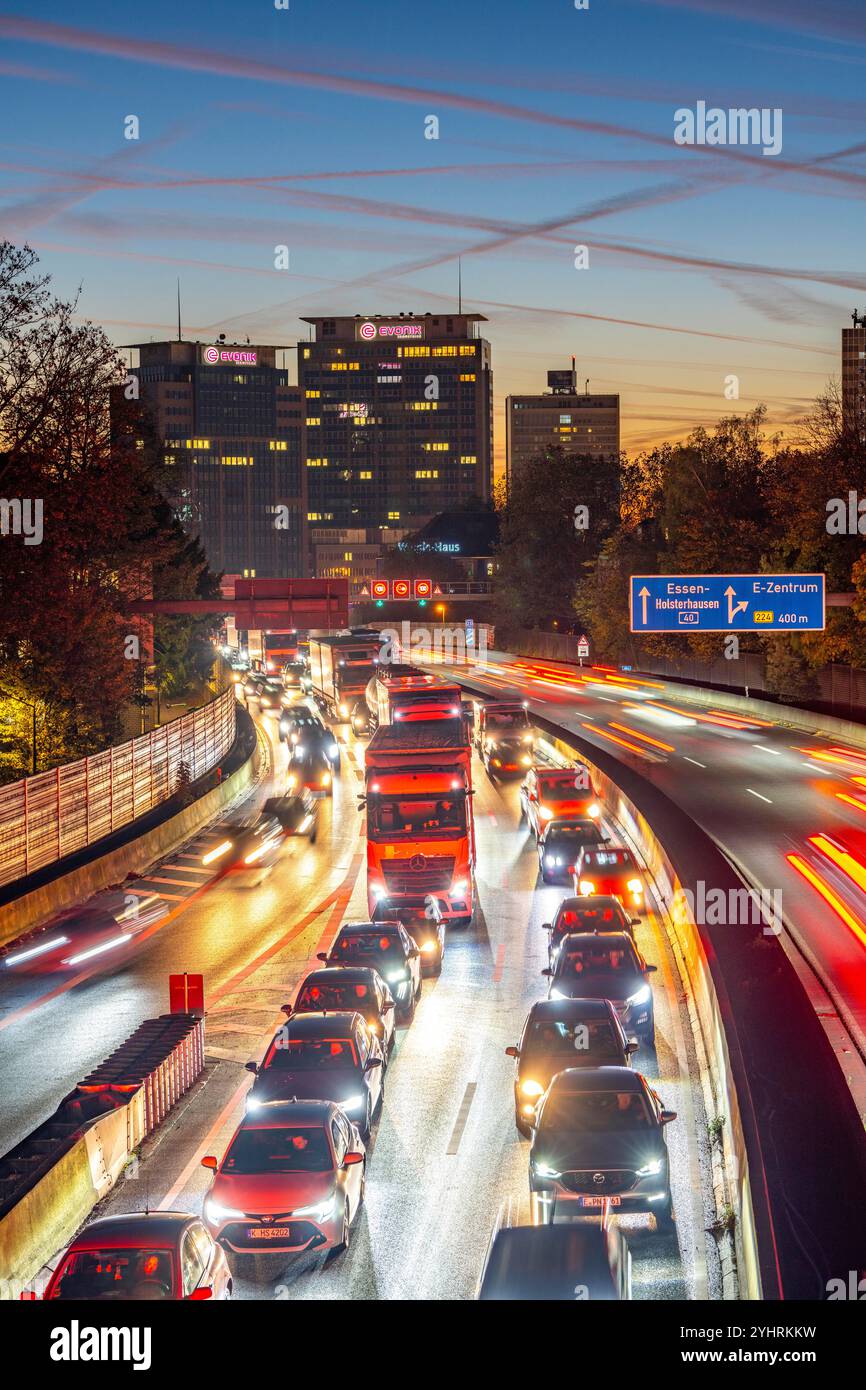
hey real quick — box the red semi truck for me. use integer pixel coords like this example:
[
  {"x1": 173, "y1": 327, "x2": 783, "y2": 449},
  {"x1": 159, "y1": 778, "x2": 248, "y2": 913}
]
[
  {"x1": 363, "y1": 715, "x2": 476, "y2": 925},
  {"x1": 365, "y1": 667, "x2": 465, "y2": 729}
]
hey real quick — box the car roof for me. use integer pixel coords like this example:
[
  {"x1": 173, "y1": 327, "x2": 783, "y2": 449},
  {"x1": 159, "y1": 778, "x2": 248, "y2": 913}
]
[
  {"x1": 559, "y1": 931, "x2": 634, "y2": 947},
  {"x1": 300, "y1": 967, "x2": 382, "y2": 986},
  {"x1": 545, "y1": 818, "x2": 597, "y2": 831},
  {"x1": 526, "y1": 998, "x2": 614, "y2": 1023},
  {"x1": 556, "y1": 895, "x2": 623, "y2": 912},
  {"x1": 337, "y1": 921, "x2": 399, "y2": 936},
  {"x1": 548, "y1": 1066, "x2": 643, "y2": 1092},
  {"x1": 278, "y1": 1011, "x2": 362, "y2": 1038},
  {"x1": 68, "y1": 1212, "x2": 197, "y2": 1249},
  {"x1": 239, "y1": 1099, "x2": 335, "y2": 1129},
  {"x1": 582, "y1": 844, "x2": 631, "y2": 857}
]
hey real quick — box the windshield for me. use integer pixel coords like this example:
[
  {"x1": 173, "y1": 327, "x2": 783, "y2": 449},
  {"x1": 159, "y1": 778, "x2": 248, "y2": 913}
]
[
  {"x1": 583, "y1": 850, "x2": 635, "y2": 869},
  {"x1": 539, "y1": 774, "x2": 591, "y2": 799},
  {"x1": 297, "y1": 980, "x2": 377, "y2": 1012},
  {"x1": 525, "y1": 1019, "x2": 624, "y2": 1061},
  {"x1": 367, "y1": 797, "x2": 466, "y2": 839},
  {"x1": 333, "y1": 933, "x2": 404, "y2": 968},
  {"x1": 486, "y1": 711, "x2": 529, "y2": 732},
  {"x1": 263, "y1": 1037, "x2": 358, "y2": 1070},
  {"x1": 540, "y1": 1090, "x2": 653, "y2": 1133},
  {"x1": 223, "y1": 1126, "x2": 332, "y2": 1174},
  {"x1": 51, "y1": 1248, "x2": 175, "y2": 1300},
  {"x1": 546, "y1": 826, "x2": 600, "y2": 844},
  {"x1": 557, "y1": 945, "x2": 639, "y2": 976}
]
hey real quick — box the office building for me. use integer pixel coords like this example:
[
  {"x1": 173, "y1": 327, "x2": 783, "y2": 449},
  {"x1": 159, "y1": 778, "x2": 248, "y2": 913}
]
[
  {"x1": 117, "y1": 340, "x2": 307, "y2": 577},
  {"x1": 298, "y1": 313, "x2": 493, "y2": 551},
  {"x1": 842, "y1": 312, "x2": 866, "y2": 442},
  {"x1": 506, "y1": 365, "x2": 620, "y2": 487}
]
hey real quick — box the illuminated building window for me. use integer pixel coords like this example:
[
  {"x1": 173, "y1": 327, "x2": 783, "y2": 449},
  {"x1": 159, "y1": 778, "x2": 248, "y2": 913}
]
[
  {"x1": 303, "y1": 348, "x2": 311, "y2": 359},
  {"x1": 307, "y1": 512, "x2": 335, "y2": 521},
  {"x1": 305, "y1": 389, "x2": 320, "y2": 398},
  {"x1": 431, "y1": 345, "x2": 457, "y2": 357},
  {"x1": 407, "y1": 401, "x2": 438, "y2": 411},
  {"x1": 222, "y1": 456, "x2": 252, "y2": 466},
  {"x1": 460, "y1": 454, "x2": 477, "y2": 464},
  {"x1": 459, "y1": 345, "x2": 476, "y2": 356},
  {"x1": 397, "y1": 346, "x2": 430, "y2": 358},
  {"x1": 358, "y1": 470, "x2": 373, "y2": 480},
  {"x1": 242, "y1": 568, "x2": 256, "y2": 578},
  {"x1": 415, "y1": 470, "x2": 439, "y2": 479},
  {"x1": 459, "y1": 373, "x2": 476, "y2": 381},
  {"x1": 306, "y1": 458, "x2": 329, "y2": 467},
  {"x1": 388, "y1": 511, "x2": 400, "y2": 519},
  {"x1": 268, "y1": 440, "x2": 288, "y2": 451},
  {"x1": 164, "y1": 453, "x2": 177, "y2": 465},
  {"x1": 344, "y1": 552, "x2": 353, "y2": 561},
  {"x1": 422, "y1": 442, "x2": 449, "y2": 451},
  {"x1": 306, "y1": 417, "x2": 321, "y2": 426}
]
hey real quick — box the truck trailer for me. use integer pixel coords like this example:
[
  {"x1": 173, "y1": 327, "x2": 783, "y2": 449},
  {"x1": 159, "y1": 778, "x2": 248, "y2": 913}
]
[{"x1": 308, "y1": 632, "x2": 382, "y2": 727}]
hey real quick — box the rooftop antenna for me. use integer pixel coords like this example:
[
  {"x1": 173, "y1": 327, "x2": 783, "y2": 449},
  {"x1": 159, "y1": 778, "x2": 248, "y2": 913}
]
[
  {"x1": 585, "y1": 378, "x2": 590, "y2": 395},
  {"x1": 458, "y1": 257, "x2": 462, "y2": 315},
  {"x1": 176, "y1": 279, "x2": 182, "y2": 342}
]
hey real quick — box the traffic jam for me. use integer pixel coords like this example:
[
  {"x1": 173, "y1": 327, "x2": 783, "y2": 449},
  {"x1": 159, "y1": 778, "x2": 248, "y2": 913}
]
[{"x1": 31, "y1": 632, "x2": 691, "y2": 1304}]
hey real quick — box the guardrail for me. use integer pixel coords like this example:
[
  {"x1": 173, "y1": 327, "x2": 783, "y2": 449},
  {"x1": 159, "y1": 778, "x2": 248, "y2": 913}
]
[
  {"x1": 0, "y1": 687, "x2": 236, "y2": 890},
  {"x1": 0, "y1": 1013, "x2": 205, "y2": 1297}
]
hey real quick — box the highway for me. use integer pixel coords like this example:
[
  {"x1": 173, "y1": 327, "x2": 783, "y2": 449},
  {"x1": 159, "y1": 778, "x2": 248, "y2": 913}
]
[
  {"x1": 433, "y1": 651, "x2": 866, "y2": 1113},
  {"x1": 0, "y1": 700, "x2": 716, "y2": 1301}
]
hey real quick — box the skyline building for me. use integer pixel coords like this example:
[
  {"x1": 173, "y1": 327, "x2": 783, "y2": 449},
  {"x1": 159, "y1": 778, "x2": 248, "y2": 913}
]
[{"x1": 506, "y1": 364, "x2": 620, "y2": 488}]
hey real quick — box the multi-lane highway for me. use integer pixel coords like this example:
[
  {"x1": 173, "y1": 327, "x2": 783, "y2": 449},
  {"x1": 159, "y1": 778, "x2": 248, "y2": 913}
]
[
  {"x1": 434, "y1": 652, "x2": 866, "y2": 1113},
  {"x1": 0, "y1": 697, "x2": 717, "y2": 1301}
]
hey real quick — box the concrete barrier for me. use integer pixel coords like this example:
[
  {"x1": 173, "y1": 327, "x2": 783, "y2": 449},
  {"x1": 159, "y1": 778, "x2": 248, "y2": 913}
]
[{"x1": 0, "y1": 715, "x2": 260, "y2": 949}]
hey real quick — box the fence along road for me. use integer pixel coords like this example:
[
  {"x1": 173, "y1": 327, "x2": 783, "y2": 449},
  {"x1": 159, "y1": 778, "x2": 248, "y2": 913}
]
[{"x1": 0, "y1": 687, "x2": 236, "y2": 888}]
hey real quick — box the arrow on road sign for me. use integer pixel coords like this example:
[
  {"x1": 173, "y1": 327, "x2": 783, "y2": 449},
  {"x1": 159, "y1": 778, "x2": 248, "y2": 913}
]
[
  {"x1": 639, "y1": 586, "x2": 650, "y2": 625},
  {"x1": 724, "y1": 585, "x2": 749, "y2": 624}
]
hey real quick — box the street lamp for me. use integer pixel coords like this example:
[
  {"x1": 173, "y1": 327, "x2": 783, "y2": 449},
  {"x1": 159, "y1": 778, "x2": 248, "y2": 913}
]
[
  {"x1": 436, "y1": 603, "x2": 446, "y2": 625},
  {"x1": 0, "y1": 688, "x2": 38, "y2": 775}
]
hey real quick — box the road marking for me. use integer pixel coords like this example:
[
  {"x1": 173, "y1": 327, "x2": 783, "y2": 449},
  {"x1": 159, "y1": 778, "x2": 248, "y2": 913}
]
[
  {"x1": 139, "y1": 875, "x2": 207, "y2": 888},
  {"x1": 753, "y1": 744, "x2": 782, "y2": 756},
  {"x1": 446, "y1": 1082, "x2": 478, "y2": 1155},
  {"x1": 746, "y1": 788, "x2": 773, "y2": 803},
  {"x1": 493, "y1": 943, "x2": 506, "y2": 982},
  {"x1": 803, "y1": 761, "x2": 830, "y2": 775},
  {"x1": 683, "y1": 756, "x2": 706, "y2": 769}
]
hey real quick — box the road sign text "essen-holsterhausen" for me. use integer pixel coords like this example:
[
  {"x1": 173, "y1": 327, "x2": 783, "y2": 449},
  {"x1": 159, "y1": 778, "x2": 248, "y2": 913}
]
[{"x1": 629, "y1": 574, "x2": 826, "y2": 633}]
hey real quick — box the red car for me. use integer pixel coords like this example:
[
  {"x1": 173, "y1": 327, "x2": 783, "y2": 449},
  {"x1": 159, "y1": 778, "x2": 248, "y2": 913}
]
[
  {"x1": 574, "y1": 846, "x2": 645, "y2": 912},
  {"x1": 520, "y1": 766, "x2": 600, "y2": 838},
  {"x1": 43, "y1": 1212, "x2": 232, "y2": 1300},
  {"x1": 202, "y1": 1099, "x2": 366, "y2": 1261}
]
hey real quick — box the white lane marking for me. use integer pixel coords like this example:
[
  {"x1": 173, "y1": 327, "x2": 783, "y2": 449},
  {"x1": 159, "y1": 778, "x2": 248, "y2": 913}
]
[
  {"x1": 596, "y1": 696, "x2": 617, "y2": 703},
  {"x1": 683, "y1": 756, "x2": 706, "y2": 769},
  {"x1": 753, "y1": 744, "x2": 782, "y2": 755},
  {"x1": 746, "y1": 787, "x2": 773, "y2": 803},
  {"x1": 446, "y1": 1081, "x2": 478, "y2": 1155},
  {"x1": 803, "y1": 761, "x2": 830, "y2": 775}
]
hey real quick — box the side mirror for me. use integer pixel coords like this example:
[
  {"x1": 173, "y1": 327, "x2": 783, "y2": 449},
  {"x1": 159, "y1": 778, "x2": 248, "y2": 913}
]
[
  {"x1": 645, "y1": 963, "x2": 658, "y2": 973},
  {"x1": 631, "y1": 918, "x2": 641, "y2": 927},
  {"x1": 504, "y1": 1045, "x2": 520, "y2": 1059},
  {"x1": 382, "y1": 1000, "x2": 395, "y2": 1012},
  {"x1": 187, "y1": 1287, "x2": 214, "y2": 1301},
  {"x1": 343, "y1": 1150, "x2": 364, "y2": 1167},
  {"x1": 280, "y1": 1003, "x2": 292, "y2": 1017},
  {"x1": 660, "y1": 1110, "x2": 677, "y2": 1125},
  {"x1": 625, "y1": 1041, "x2": 639, "y2": 1055},
  {"x1": 365, "y1": 1057, "x2": 383, "y2": 1071},
  {"x1": 541, "y1": 967, "x2": 553, "y2": 977},
  {"x1": 201, "y1": 1156, "x2": 218, "y2": 1170},
  {"x1": 244, "y1": 1061, "x2": 258, "y2": 1075},
  {"x1": 541, "y1": 921, "x2": 552, "y2": 932},
  {"x1": 316, "y1": 952, "x2": 328, "y2": 962}
]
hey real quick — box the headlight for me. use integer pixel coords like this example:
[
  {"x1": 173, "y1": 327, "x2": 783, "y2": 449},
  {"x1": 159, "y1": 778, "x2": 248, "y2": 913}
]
[
  {"x1": 537, "y1": 805, "x2": 554, "y2": 821},
  {"x1": 627, "y1": 984, "x2": 652, "y2": 1007},
  {"x1": 532, "y1": 1161, "x2": 561, "y2": 1179},
  {"x1": 578, "y1": 879, "x2": 595, "y2": 895},
  {"x1": 522, "y1": 755, "x2": 531, "y2": 765},
  {"x1": 546, "y1": 855, "x2": 562, "y2": 867},
  {"x1": 294, "y1": 744, "x2": 305, "y2": 756},
  {"x1": 328, "y1": 742, "x2": 338, "y2": 756},
  {"x1": 386, "y1": 969, "x2": 408, "y2": 983},
  {"x1": 451, "y1": 879, "x2": 467, "y2": 895},
  {"x1": 549, "y1": 988, "x2": 566, "y2": 1000},
  {"x1": 522, "y1": 734, "x2": 532, "y2": 743},
  {"x1": 205, "y1": 1199, "x2": 245, "y2": 1224},
  {"x1": 339, "y1": 703, "x2": 349, "y2": 717},
  {"x1": 340, "y1": 1094, "x2": 365, "y2": 1113},
  {"x1": 421, "y1": 940, "x2": 437, "y2": 953},
  {"x1": 321, "y1": 771, "x2": 332, "y2": 786},
  {"x1": 587, "y1": 803, "x2": 600, "y2": 818},
  {"x1": 627, "y1": 878, "x2": 642, "y2": 893},
  {"x1": 636, "y1": 1159, "x2": 663, "y2": 1177},
  {"x1": 292, "y1": 1194, "x2": 337, "y2": 1220},
  {"x1": 520, "y1": 1079, "x2": 544, "y2": 1098},
  {"x1": 243, "y1": 843, "x2": 268, "y2": 864},
  {"x1": 371, "y1": 883, "x2": 388, "y2": 900},
  {"x1": 260, "y1": 697, "x2": 270, "y2": 707}
]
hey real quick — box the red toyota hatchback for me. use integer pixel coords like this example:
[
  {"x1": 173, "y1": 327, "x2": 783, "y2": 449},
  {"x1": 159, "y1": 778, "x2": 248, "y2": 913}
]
[{"x1": 43, "y1": 1211, "x2": 232, "y2": 1300}]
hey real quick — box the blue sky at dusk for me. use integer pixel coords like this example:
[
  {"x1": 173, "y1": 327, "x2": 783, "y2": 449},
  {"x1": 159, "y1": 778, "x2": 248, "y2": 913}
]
[{"x1": 1, "y1": 0, "x2": 863, "y2": 468}]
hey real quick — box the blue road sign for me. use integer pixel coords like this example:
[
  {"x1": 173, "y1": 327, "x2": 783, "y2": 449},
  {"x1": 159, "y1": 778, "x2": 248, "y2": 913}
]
[{"x1": 629, "y1": 574, "x2": 825, "y2": 633}]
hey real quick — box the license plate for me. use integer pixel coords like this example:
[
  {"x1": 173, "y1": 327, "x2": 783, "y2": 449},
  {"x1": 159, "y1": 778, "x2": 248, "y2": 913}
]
[
  {"x1": 248, "y1": 1226, "x2": 291, "y2": 1240},
  {"x1": 577, "y1": 1195, "x2": 621, "y2": 1208}
]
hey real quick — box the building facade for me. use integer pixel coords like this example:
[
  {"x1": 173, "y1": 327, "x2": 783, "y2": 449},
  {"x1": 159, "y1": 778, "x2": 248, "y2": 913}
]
[
  {"x1": 842, "y1": 314, "x2": 866, "y2": 443},
  {"x1": 506, "y1": 366, "x2": 620, "y2": 487},
  {"x1": 298, "y1": 313, "x2": 493, "y2": 551},
  {"x1": 118, "y1": 340, "x2": 307, "y2": 577}
]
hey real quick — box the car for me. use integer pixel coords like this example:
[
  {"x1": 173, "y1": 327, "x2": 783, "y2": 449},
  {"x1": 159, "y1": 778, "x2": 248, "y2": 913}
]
[
  {"x1": 279, "y1": 707, "x2": 332, "y2": 757},
  {"x1": 505, "y1": 999, "x2": 637, "y2": 1134},
  {"x1": 245, "y1": 1012, "x2": 384, "y2": 1139},
  {"x1": 528, "y1": 1066, "x2": 676, "y2": 1230},
  {"x1": 281, "y1": 660, "x2": 309, "y2": 694},
  {"x1": 543, "y1": 895, "x2": 639, "y2": 966},
  {"x1": 287, "y1": 966, "x2": 396, "y2": 1057},
  {"x1": 257, "y1": 678, "x2": 285, "y2": 712},
  {"x1": 199, "y1": 813, "x2": 284, "y2": 874},
  {"x1": 477, "y1": 1223, "x2": 631, "y2": 1301},
  {"x1": 262, "y1": 790, "x2": 318, "y2": 840},
  {"x1": 542, "y1": 931, "x2": 658, "y2": 1044},
  {"x1": 43, "y1": 1212, "x2": 232, "y2": 1300},
  {"x1": 372, "y1": 897, "x2": 446, "y2": 977},
  {"x1": 201, "y1": 1100, "x2": 365, "y2": 1262},
  {"x1": 242, "y1": 673, "x2": 267, "y2": 700},
  {"x1": 322, "y1": 921, "x2": 423, "y2": 1022},
  {"x1": 287, "y1": 744, "x2": 334, "y2": 796},
  {"x1": 520, "y1": 765, "x2": 601, "y2": 839},
  {"x1": 536, "y1": 818, "x2": 608, "y2": 884},
  {"x1": 574, "y1": 845, "x2": 645, "y2": 912},
  {"x1": 1, "y1": 891, "x2": 167, "y2": 974}
]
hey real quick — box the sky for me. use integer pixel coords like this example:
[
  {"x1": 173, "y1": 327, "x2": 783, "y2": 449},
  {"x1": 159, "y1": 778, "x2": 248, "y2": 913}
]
[{"x1": 1, "y1": 0, "x2": 864, "y2": 472}]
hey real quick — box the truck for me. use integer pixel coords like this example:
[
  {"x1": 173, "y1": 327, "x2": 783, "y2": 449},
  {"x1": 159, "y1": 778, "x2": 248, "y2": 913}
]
[
  {"x1": 365, "y1": 666, "x2": 465, "y2": 729},
  {"x1": 363, "y1": 715, "x2": 476, "y2": 925},
  {"x1": 474, "y1": 699, "x2": 535, "y2": 777},
  {"x1": 308, "y1": 632, "x2": 382, "y2": 727}
]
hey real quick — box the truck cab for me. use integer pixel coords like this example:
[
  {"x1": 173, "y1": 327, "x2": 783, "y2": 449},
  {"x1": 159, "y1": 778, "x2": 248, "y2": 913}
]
[{"x1": 476, "y1": 701, "x2": 535, "y2": 777}]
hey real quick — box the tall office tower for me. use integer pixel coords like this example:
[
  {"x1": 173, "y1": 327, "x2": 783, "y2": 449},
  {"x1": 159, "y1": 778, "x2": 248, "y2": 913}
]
[
  {"x1": 298, "y1": 313, "x2": 493, "y2": 552},
  {"x1": 506, "y1": 364, "x2": 620, "y2": 489},
  {"x1": 842, "y1": 312, "x2": 866, "y2": 443},
  {"x1": 116, "y1": 340, "x2": 307, "y2": 577}
]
